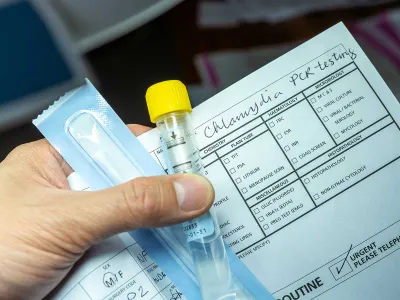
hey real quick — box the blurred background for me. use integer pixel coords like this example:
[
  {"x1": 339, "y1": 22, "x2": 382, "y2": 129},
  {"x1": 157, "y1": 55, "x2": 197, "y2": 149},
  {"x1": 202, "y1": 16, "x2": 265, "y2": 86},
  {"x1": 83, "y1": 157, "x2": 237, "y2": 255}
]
[{"x1": 1, "y1": 0, "x2": 400, "y2": 160}]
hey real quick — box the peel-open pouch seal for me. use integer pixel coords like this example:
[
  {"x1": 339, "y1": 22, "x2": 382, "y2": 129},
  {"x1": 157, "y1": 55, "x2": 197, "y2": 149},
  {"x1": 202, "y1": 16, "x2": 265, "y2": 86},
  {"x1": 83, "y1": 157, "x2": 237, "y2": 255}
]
[{"x1": 33, "y1": 79, "x2": 273, "y2": 300}]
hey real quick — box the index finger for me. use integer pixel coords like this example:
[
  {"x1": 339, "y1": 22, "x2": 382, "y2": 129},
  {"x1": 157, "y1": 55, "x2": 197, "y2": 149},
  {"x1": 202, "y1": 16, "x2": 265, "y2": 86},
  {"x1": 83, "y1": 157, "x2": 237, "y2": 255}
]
[{"x1": 127, "y1": 124, "x2": 153, "y2": 136}]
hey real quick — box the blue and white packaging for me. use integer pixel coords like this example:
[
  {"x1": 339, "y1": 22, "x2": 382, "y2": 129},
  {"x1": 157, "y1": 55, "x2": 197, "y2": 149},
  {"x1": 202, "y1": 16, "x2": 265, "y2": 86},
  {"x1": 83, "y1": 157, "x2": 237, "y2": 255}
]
[{"x1": 33, "y1": 79, "x2": 273, "y2": 299}]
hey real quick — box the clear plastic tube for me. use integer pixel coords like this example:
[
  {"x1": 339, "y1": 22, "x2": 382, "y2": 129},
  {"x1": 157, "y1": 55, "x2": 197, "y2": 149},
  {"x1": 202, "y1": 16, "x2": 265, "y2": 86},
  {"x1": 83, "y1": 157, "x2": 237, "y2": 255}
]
[{"x1": 157, "y1": 111, "x2": 238, "y2": 300}]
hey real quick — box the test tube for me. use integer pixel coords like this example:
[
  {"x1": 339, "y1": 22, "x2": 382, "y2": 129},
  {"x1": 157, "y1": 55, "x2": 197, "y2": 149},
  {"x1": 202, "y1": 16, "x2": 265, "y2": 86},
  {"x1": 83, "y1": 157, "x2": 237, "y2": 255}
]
[{"x1": 146, "y1": 81, "x2": 237, "y2": 300}]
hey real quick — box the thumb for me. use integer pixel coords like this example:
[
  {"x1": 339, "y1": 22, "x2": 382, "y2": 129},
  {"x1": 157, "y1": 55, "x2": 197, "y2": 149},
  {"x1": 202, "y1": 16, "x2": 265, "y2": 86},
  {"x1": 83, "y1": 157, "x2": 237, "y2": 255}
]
[{"x1": 68, "y1": 174, "x2": 214, "y2": 243}]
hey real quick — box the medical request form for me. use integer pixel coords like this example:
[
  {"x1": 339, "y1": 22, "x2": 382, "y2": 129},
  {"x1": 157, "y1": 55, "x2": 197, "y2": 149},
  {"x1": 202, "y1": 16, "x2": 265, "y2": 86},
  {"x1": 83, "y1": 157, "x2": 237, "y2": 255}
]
[{"x1": 139, "y1": 23, "x2": 400, "y2": 299}]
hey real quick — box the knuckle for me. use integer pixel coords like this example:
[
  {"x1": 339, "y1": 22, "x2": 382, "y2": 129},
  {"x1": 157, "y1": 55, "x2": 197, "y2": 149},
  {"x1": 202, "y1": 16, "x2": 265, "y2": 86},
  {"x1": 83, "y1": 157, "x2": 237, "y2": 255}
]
[
  {"x1": 8, "y1": 143, "x2": 31, "y2": 157},
  {"x1": 122, "y1": 178, "x2": 163, "y2": 226},
  {"x1": 6, "y1": 140, "x2": 48, "y2": 162}
]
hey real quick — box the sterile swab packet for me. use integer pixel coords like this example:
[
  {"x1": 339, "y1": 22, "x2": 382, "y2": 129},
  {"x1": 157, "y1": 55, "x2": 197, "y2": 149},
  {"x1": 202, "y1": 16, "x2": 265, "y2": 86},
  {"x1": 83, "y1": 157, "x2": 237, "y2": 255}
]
[{"x1": 33, "y1": 79, "x2": 273, "y2": 300}]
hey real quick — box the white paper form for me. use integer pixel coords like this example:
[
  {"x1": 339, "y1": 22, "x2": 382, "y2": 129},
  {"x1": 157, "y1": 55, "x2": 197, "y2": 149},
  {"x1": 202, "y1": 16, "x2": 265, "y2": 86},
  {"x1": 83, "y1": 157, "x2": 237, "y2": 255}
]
[
  {"x1": 139, "y1": 23, "x2": 400, "y2": 299},
  {"x1": 47, "y1": 173, "x2": 184, "y2": 300}
]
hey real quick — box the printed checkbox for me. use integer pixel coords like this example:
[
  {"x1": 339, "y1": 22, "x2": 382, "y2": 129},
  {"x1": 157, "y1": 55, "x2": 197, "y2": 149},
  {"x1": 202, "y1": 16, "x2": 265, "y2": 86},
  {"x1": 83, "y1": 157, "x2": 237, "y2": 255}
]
[
  {"x1": 316, "y1": 107, "x2": 323, "y2": 113},
  {"x1": 284, "y1": 145, "x2": 290, "y2": 152},
  {"x1": 269, "y1": 121, "x2": 275, "y2": 128},
  {"x1": 292, "y1": 158, "x2": 298, "y2": 164},
  {"x1": 235, "y1": 178, "x2": 242, "y2": 184},
  {"x1": 304, "y1": 178, "x2": 310, "y2": 184},
  {"x1": 263, "y1": 224, "x2": 269, "y2": 230},
  {"x1": 334, "y1": 133, "x2": 340, "y2": 139},
  {"x1": 223, "y1": 158, "x2": 230, "y2": 164},
  {"x1": 323, "y1": 116, "x2": 329, "y2": 122},
  {"x1": 253, "y1": 208, "x2": 260, "y2": 214},
  {"x1": 241, "y1": 188, "x2": 248, "y2": 194},
  {"x1": 313, "y1": 194, "x2": 320, "y2": 200},
  {"x1": 258, "y1": 216, "x2": 265, "y2": 222},
  {"x1": 230, "y1": 168, "x2": 236, "y2": 174},
  {"x1": 310, "y1": 97, "x2": 316, "y2": 103},
  {"x1": 276, "y1": 134, "x2": 283, "y2": 140}
]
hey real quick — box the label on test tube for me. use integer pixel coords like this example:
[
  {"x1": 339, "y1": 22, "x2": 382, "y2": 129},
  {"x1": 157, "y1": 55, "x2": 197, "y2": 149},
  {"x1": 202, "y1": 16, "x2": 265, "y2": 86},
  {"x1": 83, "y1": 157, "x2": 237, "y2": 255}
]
[
  {"x1": 160, "y1": 127, "x2": 215, "y2": 242},
  {"x1": 182, "y1": 216, "x2": 215, "y2": 242},
  {"x1": 161, "y1": 127, "x2": 203, "y2": 174}
]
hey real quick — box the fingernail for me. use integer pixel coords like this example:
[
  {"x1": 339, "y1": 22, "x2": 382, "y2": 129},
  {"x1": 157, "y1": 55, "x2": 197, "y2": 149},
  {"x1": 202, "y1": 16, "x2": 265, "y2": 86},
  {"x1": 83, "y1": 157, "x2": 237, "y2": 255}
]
[{"x1": 173, "y1": 175, "x2": 214, "y2": 212}]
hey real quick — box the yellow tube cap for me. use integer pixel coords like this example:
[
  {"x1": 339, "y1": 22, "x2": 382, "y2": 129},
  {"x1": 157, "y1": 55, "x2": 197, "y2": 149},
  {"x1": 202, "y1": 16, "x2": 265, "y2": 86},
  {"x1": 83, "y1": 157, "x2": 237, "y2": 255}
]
[{"x1": 146, "y1": 80, "x2": 192, "y2": 123}]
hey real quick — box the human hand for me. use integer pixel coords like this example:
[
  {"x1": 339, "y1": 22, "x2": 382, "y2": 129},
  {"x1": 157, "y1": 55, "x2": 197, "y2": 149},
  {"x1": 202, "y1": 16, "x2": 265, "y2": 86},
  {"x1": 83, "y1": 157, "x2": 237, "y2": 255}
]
[{"x1": 0, "y1": 124, "x2": 214, "y2": 300}]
